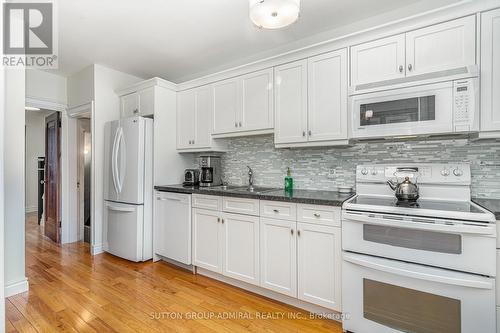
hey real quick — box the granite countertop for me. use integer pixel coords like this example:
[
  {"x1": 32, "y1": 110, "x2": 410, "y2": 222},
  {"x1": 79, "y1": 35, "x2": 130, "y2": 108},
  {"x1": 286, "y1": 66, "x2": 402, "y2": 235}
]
[
  {"x1": 472, "y1": 198, "x2": 500, "y2": 220},
  {"x1": 154, "y1": 185, "x2": 354, "y2": 206}
]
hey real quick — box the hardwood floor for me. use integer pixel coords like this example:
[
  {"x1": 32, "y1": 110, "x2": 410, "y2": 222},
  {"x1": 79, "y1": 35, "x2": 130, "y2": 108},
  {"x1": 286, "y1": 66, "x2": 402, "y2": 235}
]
[{"x1": 6, "y1": 213, "x2": 343, "y2": 332}]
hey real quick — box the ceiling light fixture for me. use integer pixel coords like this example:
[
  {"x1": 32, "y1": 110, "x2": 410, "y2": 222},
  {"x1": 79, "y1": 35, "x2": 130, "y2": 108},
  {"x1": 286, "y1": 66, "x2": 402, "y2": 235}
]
[
  {"x1": 25, "y1": 106, "x2": 41, "y2": 111},
  {"x1": 249, "y1": 0, "x2": 300, "y2": 30}
]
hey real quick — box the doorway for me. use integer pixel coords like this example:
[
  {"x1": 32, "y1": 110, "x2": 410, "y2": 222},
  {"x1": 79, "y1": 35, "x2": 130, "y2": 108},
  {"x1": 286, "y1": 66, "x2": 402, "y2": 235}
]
[
  {"x1": 77, "y1": 118, "x2": 92, "y2": 243},
  {"x1": 24, "y1": 109, "x2": 60, "y2": 243}
]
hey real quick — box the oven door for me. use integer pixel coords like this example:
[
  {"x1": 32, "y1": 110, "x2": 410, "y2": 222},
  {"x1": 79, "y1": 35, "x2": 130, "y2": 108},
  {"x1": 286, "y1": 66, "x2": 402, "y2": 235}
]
[
  {"x1": 342, "y1": 210, "x2": 496, "y2": 276},
  {"x1": 351, "y1": 81, "x2": 453, "y2": 139},
  {"x1": 342, "y1": 252, "x2": 495, "y2": 333}
]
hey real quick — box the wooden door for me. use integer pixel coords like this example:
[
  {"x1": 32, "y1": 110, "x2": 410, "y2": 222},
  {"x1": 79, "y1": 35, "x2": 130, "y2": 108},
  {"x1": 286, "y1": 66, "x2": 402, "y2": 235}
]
[
  {"x1": 405, "y1": 16, "x2": 475, "y2": 77},
  {"x1": 212, "y1": 78, "x2": 239, "y2": 134},
  {"x1": 297, "y1": 223, "x2": 342, "y2": 311},
  {"x1": 221, "y1": 212, "x2": 260, "y2": 285},
  {"x1": 480, "y1": 9, "x2": 500, "y2": 133},
  {"x1": 259, "y1": 218, "x2": 297, "y2": 297},
  {"x1": 240, "y1": 68, "x2": 274, "y2": 132},
  {"x1": 45, "y1": 112, "x2": 61, "y2": 243},
  {"x1": 274, "y1": 60, "x2": 308, "y2": 145},
  {"x1": 307, "y1": 49, "x2": 348, "y2": 142},
  {"x1": 350, "y1": 34, "x2": 406, "y2": 87}
]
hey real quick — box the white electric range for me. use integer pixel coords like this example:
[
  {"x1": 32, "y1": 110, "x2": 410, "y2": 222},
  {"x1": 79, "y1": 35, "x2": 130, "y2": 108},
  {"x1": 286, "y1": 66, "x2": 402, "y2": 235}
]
[{"x1": 341, "y1": 163, "x2": 496, "y2": 333}]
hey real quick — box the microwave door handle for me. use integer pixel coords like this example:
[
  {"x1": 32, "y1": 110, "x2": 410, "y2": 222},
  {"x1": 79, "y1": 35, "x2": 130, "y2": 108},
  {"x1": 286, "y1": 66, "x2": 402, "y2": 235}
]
[
  {"x1": 343, "y1": 212, "x2": 494, "y2": 235},
  {"x1": 343, "y1": 253, "x2": 493, "y2": 289}
]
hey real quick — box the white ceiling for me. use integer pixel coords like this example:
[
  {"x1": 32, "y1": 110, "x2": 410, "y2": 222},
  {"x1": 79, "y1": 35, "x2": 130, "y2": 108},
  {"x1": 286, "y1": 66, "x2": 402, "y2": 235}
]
[{"x1": 57, "y1": 0, "x2": 462, "y2": 83}]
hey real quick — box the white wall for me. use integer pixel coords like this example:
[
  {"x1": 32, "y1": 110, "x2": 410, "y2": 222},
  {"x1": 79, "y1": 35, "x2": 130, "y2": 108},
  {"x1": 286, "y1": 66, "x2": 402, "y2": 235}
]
[
  {"x1": 26, "y1": 69, "x2": 67, "y2": 106},
  {"x1": 0, "y1": 34, "x2": 5, "y2": 330},
  {"x1": 67, "y1": 66, "x2": 94, "y2": 108},
  {"x1": 4, "y1": 67, "x2": 28, "y2": 297},
  {"x1": 92, "y1": 64, "x2": 142, "y2": 253},
  {"x1": 25, "y1": 110, "x2": 53, "y2": 213}
]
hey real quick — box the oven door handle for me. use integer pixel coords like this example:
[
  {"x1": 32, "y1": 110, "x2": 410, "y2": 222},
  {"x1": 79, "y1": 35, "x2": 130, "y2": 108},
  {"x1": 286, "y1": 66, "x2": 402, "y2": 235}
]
[
  {"x1": 343, "y1": 252, "x2": 494, "y2": 289},
  {"x1": 343, "y1": 212, "x2": 495, "y2": 236}
]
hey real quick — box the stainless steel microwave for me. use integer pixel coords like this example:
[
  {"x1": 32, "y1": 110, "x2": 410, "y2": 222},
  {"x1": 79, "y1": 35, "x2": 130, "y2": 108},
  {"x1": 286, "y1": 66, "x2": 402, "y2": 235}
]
[{"x1": 350, "y1": 78, "x2": 479, "y2": 139}]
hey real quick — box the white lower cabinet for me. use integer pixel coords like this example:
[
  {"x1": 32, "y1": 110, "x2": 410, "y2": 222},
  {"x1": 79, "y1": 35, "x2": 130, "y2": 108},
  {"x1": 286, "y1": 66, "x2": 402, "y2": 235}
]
[
  {"x1": 297, "y1": 222, "x2": 342, "y2": 311},
  {"x1": 222, "y1": 213, "x2": 260, "y2": 285},
  {"x1": 192, "y1": 208, "x2": 223, "y2": 273},
  {"x1": 260, "y1": 218, "x2": 297, "y2": 297}
]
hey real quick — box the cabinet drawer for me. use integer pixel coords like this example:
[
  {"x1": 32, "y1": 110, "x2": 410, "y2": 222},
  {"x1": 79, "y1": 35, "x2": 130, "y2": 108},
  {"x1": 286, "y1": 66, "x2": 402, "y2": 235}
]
[
  {"x1": 297, "y1": 204, "x2": 341, "y2": 227},
  {"x1": 222, "y1": 197, "x2": 260, "y2": 216},
  {"x1": 260, "y1": 200, "x2": 297, "y2": 221},
  {"x1": 192, "y1": 194, "x2": 222, "y2": 211}
]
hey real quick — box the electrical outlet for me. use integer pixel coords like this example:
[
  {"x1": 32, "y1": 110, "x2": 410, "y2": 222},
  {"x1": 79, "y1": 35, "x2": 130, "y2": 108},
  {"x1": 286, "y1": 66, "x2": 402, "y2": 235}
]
[{"x1": 327, "y1": 168, "x2": 336, "y2": 179}]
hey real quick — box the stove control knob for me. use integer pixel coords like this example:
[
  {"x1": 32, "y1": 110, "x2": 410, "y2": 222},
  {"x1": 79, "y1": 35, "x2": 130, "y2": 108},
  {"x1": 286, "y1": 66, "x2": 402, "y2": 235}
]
[
  {"x1": 453, "y1": 168, "x2": 463, "y2": 177},
  {"x1": 361, "y1": 168, "x2": 368, "y2": 175},
  {"x1": 371, "y1": 169, "x2": 378, "y2": 175},
  {"x1": 441, "y1": 169, "x2": 450, "y2": 176}
]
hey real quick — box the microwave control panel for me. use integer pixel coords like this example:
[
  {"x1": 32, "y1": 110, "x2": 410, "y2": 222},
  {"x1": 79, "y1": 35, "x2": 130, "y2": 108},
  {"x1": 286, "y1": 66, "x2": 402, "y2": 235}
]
[{"x1": 453, "y1": 78, "x2": 478, "y2": 132}]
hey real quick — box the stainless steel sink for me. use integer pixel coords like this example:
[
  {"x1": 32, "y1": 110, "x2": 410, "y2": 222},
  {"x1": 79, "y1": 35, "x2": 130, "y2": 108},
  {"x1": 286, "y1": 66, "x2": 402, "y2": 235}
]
[{"x1": 231, "y1": 186, "x2": 277, "y2": 194}]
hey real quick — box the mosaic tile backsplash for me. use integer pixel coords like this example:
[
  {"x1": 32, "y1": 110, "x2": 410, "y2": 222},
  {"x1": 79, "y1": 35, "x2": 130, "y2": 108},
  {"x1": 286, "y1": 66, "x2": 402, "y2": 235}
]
[{"x1": 210, "y1": 135, "x2": 500, "y2": 199}]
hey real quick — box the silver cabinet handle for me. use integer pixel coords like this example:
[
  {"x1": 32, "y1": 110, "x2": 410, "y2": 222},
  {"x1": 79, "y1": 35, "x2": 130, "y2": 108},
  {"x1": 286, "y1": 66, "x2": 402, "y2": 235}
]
[
  {"x1": 239, "y1": 122, "x2": 242, "y2": 127},
  {"x1": 399, "y1": 65, "x2": 403, "y2": 73},
  {"x1": 221, "y1": 218, "x2": 225, "y2": 224},
  {"x1": 192, "y1": 139, "x2": 195, "y2": 144},
  {"x1": 273, "y1": 209, "x2": 279, "y2": 213},
  {"x1": 313, "y1": 213, "x2": 321, "y2": 218},
  {"x1": 235, "y1": 122, "x2": 238, "y2": 127},
  {"x1": 133, "y1": 109, "x2": 139, "y2": 114},
  {"x1": 408, "y1": 64, "x2": 413, "y2": 71},
  {"x1": 308, "y1": 130, "x2": 312, "y2": 136},
  {"x1": 302, "y1": 131, "x2": 306, "y2": 137},
  {"x1": 291, "y1": 229, "x2": 294, "y2": 235},
  {"x1": 217, "y1": 217, "x2": 220, "y2": 222},
  {"x1": 297, "y1": 230, "x2": 301, "y2": 236}
]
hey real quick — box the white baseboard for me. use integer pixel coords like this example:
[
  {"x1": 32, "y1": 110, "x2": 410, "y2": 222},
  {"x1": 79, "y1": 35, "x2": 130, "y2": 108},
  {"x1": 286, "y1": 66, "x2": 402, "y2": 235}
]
[
  {"x1": 25, "y1": 205, "x2": 37, "y2": 213},
  {"x1": 5, "y1": 278, "x2": 29, "y2": 297},
  {"x1": 197, "y1": 268, "x2": 342, "y2": 322},
  {"x1": 91, "y1": 243, "x2": 104, "y2": 255}
]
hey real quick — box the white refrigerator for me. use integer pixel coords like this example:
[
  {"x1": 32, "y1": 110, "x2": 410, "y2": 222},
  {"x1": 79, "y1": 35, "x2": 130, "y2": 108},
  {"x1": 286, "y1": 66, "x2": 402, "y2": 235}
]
[{"x1": 104, "y1": 116, "x2": 153, "y2": 262}]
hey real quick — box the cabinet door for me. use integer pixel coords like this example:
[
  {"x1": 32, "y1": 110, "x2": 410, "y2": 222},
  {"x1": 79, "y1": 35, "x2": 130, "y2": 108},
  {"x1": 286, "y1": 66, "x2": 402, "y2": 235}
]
[
  {"x1": 222, "y1": 213, "x2": 260, "y2": 285},
  {"x1": 192, "y1": 208, "x2": 222, "y2": 273},
  {"x1": 274, "y1": 60, "x2": 308, "y2": 144},
  {"x1": 297, "y1": 223, "x2": 341, "y2": 311},
  {"x1": 154, "y1": 192, "x2": 191, "y2": 264},
  {"x1": 120, "y1": 92, "x2": 140, "y2": 118},
  {"x1": 260, "y1": 218, "x2": 297, "y2": 297},
  {"x1": 240, "y1": 69, "x2": 274, "y2": 131},
  {"x1": 176, "y1": 90, "x2": 195, "y2": 149},
  {"x1": 481, "y1": 9, "x2": 500, "y2": 133},
  {"x1": 194, "y1": 86, "x2": 212, "y2": 147},
  {"x1": 405, "y1": 16, "x2": 476, "y2": 77},
  {"x1": 213, "y1": 78, "x2": 239, "y2": 134},
  {"x1": 138, "y1": 87, "x2": 155, "y2": 117},
  {"x1": 350, "y1": 34, "x2": 405, "y2": 87},
  {"x1": 307, "y1": 49, "x2": 348, "y2": 142}
]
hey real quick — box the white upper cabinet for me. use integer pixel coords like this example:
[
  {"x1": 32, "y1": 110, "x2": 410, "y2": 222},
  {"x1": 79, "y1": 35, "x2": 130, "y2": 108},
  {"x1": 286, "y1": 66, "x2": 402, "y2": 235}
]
[
  {"x1": 213, "y1": 78, "x2": 239, "y2": 134},
  {"x1": 480, "y1": 8, "x2": 500, "y2": 135},
  {"x1": 350, "y1": 16, "x2": 476, "y2": 88},
  {"x1": 350, "y1": 34, "x2": 406, "y2": 87},
  {"x1": 212, "y1": 69, "x2": 274, "y2": 136},
  {"x1": 176, "y1": 89, "x2": 196, "y2": 149},
  {"x1": 275, "y1": 51, "x2": 349, "y2": 147},
  {"x1": 240, "y1": 69, "x2": 274, "y2": 132},
  {"x1": 274, "y1": 60, "x2": 308, "y2": 144},
  {"x1": 176, "y1": 86, "x2": 216, "y2": 150},
  {"x1": 405, "y1": 16, "x2": 476, "y2": 77},
  {"x1": 308, "y1": 49, "x2": 348, "y2": 142},
  {"x1": 120, "y1": 87, "x2": 155, "y2": 118}
]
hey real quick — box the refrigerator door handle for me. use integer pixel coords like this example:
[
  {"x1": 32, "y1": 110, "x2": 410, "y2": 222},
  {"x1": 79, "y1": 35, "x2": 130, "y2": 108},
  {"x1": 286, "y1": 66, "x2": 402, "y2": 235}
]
[
  {"x1": 105, "y1": 202, "x2": 135, "y2": 213},
  {"x1": 111, "y1": 127, "x2": 120, "y2": 195},
  {"x1": 117, "y1": 128, "x2": 126, "y2": 193},
  {"x1": 114, "y1": 128, "x2": 124, "y2": 193}
]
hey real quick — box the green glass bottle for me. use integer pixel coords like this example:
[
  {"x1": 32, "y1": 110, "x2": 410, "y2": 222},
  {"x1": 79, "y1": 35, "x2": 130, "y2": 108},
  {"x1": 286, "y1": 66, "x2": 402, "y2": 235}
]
[{"x1": 284, "y1": 167, "x2": 293, "y2": 192}]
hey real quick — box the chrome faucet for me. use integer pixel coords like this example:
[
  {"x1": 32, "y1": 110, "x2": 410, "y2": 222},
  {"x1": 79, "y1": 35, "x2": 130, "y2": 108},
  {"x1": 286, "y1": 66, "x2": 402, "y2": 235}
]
[{"x1": 247, "y1": 166, "x2": 254, "y2": 191}]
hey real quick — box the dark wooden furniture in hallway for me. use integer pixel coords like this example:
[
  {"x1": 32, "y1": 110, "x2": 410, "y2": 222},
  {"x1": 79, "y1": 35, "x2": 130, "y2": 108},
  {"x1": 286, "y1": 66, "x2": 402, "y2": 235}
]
[
  {"x1": 6, "y1": 213, "x2": 343, "y2": 332},
  {"x1": 44, "y1": 112, "x2": 61, "y2": 243}
]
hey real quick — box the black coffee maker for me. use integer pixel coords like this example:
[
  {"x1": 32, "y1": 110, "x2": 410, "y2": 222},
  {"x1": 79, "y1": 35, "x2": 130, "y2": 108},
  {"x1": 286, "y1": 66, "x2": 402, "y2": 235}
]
[{"x1": 199, "y1": 156, "x2": 222, "y2": 187}]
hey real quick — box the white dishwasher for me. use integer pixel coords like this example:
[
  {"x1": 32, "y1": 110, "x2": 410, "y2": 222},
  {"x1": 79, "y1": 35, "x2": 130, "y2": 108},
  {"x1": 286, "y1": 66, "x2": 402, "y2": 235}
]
[{"x1": 154, "y1": 191, "x2": 192, "y2": 264}]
